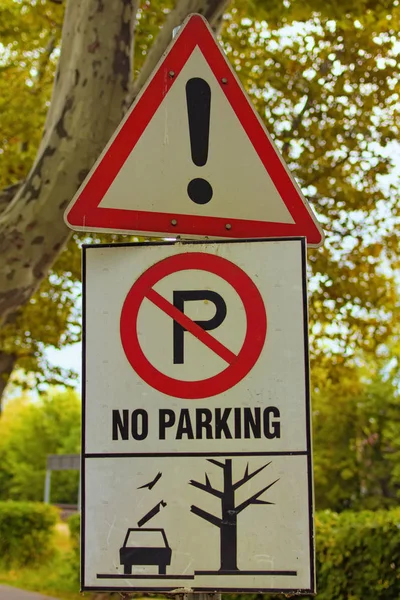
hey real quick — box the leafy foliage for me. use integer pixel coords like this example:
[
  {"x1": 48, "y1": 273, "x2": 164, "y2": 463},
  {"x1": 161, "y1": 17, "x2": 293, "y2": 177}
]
[
  {"x1": 68, "y1": 513, "x2": 80, "y2": 550},
  {"x1": 0, "y1": 501, "x2": 57, "y2": 566},
  {"x1": 224, "y1": 0, "x2": 400, "y2": 367},
  {"x1": 67, "y1": 512, "x2": 80, "y2": 581},
  {"x1": 313, "y1": 369, "x2": 400, "y2": 511},
  {"x1": 0, "y1": 1, "x2": 63, "y2": 188},
  {"x1": 314, "y1": 508, "x2": 400, "y2": 600},
  {"x1": 0, "y1": 389, "x2": 81, "y2": 503}
]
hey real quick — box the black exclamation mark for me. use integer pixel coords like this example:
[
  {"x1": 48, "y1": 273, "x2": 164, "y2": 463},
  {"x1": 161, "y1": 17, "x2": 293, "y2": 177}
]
[{"x1": 186, "y1": 78, "x2": 213, "y2": 205}]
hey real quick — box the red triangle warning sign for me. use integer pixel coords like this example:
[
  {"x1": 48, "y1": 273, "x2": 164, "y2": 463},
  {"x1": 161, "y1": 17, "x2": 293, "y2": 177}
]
[{"x1": 64, "y1": 14, "x2": 324, "y2": 247}]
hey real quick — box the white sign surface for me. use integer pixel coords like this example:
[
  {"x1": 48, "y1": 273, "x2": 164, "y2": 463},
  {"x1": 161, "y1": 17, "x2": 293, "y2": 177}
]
[
  {"x1": 97, "y1": 46, "x2": 294, "y2": 225},
  {"x1": 82, "y1": 239, "x2": 314, "y2": 593}
]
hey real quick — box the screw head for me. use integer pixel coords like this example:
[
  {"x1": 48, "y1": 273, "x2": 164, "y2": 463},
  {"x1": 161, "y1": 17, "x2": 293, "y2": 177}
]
[
  {"x1": 169, "y1": 70, "x2": 175, "y2": 78},
  {"x1": 225, "y1": 223, "x2": 232, "y2": 230},
  {"x1": 171, "y1": 219, "x2": 178, "y2": 226},
  {"x1": 221, "y1": 77, "x2": 228, "y2": 84}
]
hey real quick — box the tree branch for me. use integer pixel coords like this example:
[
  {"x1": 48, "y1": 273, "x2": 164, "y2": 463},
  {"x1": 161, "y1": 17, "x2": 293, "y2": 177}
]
[
  {"x1": 0, "y1": 351, "x2": 17, "y2": 415},
  {"x1": 125, "y1": 0, "x2": 230, "y2": 107},
  {"x1": 0, "y1": 0, "x2": 138, "y2": 325},
  {"x1": 35, "y1": 35, "x2": 57, "y2": 86},
  {"x1": 281, "y1": 91, "x2": 313, "y2": 159},
  {"x1": 189, "y1": 478, "x2": 223, "y2": 498},
  {"x1": 190, "y1": 505, "x2": 222, "y2": 528},
  {"x1": 207, "y1": 458, "x2": 226, "y2": 468},
  {"x1": 235, "y1": 479, "x2": 279, "y2": 514},
  {"x1": 303, "y1": 151, "x2": 352, "y2": 188},
  {"x1": 233, "y1": 461, "x2": 271, "y2": 490},
  {"x1": 0, "y1": 182, "x2": 24, "y2": 217},
  {"x1": 281, "y1": 57, "x2": 336, "y2": 160}
]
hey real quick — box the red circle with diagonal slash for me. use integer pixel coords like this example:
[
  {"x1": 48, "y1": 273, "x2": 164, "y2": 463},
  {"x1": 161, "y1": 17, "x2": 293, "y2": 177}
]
[{"x1": 120, "y1": 252, "x2": 266, "y2": 399}]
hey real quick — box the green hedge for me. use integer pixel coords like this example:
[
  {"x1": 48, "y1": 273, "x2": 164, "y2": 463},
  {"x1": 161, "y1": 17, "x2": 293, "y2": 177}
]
[
  {"x1": 314, "y1": 508, "x2": 400, "y2": 600},
  {"x1": 68, "y1": 512, "x2": 80, "y2": 551},
  {"x1": 67, "y1": 509, "x2": 400, "y2": 599},
  {"x1": 67, "y1": 512, "x2": 80, "y2": 581},
  {"x1": 0, "y1": 501, "x2": 58, "y2": 566}
]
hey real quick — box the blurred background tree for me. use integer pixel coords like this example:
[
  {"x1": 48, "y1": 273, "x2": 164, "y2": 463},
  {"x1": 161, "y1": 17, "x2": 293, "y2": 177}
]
[
  {"x1": 0, "y1": 389, "x2": 80, "y2": 503},
  {"x1": 313, "y1": 366, "x2": 400, "y2": 511}
]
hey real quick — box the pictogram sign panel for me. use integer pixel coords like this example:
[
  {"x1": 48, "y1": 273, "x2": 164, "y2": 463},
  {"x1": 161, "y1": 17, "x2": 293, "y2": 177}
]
[{"x1": 82, "y1": 239, "x2": 314, "y2": 594}]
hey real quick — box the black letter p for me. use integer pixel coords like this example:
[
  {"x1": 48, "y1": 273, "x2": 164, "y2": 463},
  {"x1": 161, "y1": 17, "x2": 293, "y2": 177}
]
[{"x1": 173, "y1": 290, "x2": 227, "y2": 364}]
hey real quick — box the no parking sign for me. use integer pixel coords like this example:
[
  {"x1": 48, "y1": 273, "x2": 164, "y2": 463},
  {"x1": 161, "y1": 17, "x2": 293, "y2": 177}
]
[
  {"x1": 82, "y1": 239, "x2": 314, "y2": 594},
  {"x1": 120, "y1": 252, "x2": 267, "y2": 399}
]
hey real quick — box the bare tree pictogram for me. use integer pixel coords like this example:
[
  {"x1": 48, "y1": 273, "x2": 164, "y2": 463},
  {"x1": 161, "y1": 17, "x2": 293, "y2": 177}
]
[{"x1": 189, "y1": 459, "x2": 278, "y2": 572}]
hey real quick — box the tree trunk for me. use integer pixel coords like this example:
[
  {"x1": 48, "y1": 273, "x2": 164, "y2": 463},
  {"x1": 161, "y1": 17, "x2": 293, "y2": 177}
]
[
  {"x1": 0, "y1": 0, "x2": 138, "y2": 327},
  {"x1": 0, "y1": 0, "x2": 231, "y2": 405},
  {"x1": 220, "y1": 459, "x2": 238, "y2": 571},
  {"x1": 0, "y1": 351, "x2": 17, "y2": 414},
  {"x1": 220, "y1": 513, "x2": 238, "y2": 571},
  {"x1": 0, "y1": 0, "x2": 230, "y2": 329}
]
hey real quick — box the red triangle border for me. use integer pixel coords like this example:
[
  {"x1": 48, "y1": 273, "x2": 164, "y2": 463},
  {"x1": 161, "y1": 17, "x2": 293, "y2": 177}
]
[{"x1": 65, "y1": 15, "x2": 323, "y2": 247}]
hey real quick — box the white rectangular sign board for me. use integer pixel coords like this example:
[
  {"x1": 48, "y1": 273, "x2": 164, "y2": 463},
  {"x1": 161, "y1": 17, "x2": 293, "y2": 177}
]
[{"x1": 82, "y1": 238, "x2": 315, "y2": 594}]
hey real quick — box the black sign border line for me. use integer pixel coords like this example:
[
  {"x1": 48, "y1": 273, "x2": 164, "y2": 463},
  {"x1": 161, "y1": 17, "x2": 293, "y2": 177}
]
[{"x1": 81, "y1": 237, "x2": 315, "y2": 594}]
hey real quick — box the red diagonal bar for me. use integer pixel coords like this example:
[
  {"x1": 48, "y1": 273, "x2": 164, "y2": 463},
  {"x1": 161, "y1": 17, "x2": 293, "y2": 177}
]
[{"x1": 146, "y1": 288, "x2": 236, "y2": 365}]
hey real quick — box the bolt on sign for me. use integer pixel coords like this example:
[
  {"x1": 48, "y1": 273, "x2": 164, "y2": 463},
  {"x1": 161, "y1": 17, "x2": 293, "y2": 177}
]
[
  {"x1": 82, "y1": 239, "x2": 315, "y2": 594},
  {"x1": 64, "y1": 14, "x2": 324, "y2": 247}
]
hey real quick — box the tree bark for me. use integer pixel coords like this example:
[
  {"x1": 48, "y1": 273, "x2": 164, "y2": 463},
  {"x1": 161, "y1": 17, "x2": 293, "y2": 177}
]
[
  {"x1": 0, "y1": 351, "x2": 17, "y2": 414},
  {"x1": 0, "y1": 0, "x2": 138, "y2": 326},
  {"x1": 0, "y1": 0, "x2": 230, "y2": 334},
  {"x1": 0, "y1": 183, "x2": 23, "y2": 217}
]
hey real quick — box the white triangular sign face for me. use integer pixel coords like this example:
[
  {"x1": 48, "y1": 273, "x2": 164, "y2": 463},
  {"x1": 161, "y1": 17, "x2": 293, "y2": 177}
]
[
  {"x1": 100, "y1": 47, "x2": 294, "y2": 225},
  {"x1": 64, "y1": 14, "x2": 324, "y2": 247}
]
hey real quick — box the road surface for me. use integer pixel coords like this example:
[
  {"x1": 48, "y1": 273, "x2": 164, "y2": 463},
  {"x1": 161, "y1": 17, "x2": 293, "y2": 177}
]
[{"x1": 0, "y1": 585, "x2": 60, "y2": 600}]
